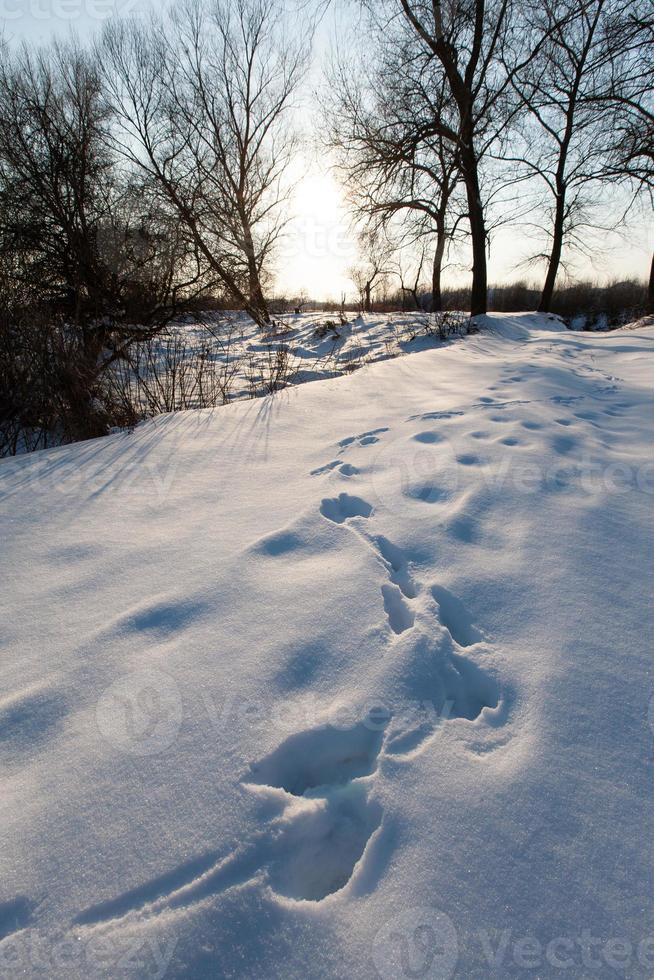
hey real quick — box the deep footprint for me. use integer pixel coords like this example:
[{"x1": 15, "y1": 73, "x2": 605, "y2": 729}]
[
  {"x1": 385, "y1": 624, "x2": 500, "y2": 757},
  {"x1": 372, "y1": 535, "x2": 417, "y2": 599},
  {"x1": 381, "y1": 584, "x2": 415, "y2": 635},
  {"x1": 246, "y1": 722, "x2": 385, "y2": 796},
  {"x1": 267, "y1": 786, "x2": 383, "y2": 901},
  {"x1": 413, "y1": 431, "x2": 444, "y2": 444},
  {"x1": 431, "y1": 586, "x2": 483, "y2": 647},
  {"x1": 320, "y1": 494, "x2": 373, "y2": 524}
]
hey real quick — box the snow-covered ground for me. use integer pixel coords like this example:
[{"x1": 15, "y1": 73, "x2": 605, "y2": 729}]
[
  {"x1": 144, "y1": 310, "x2": 470, "y2": 403},
  {"x1": 0, "y1": 313, "x2": 653, "y2": 979}
]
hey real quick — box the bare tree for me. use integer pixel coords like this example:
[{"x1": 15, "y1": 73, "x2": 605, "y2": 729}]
[
  {"x1": 508, "y1": 0, "x2": 640, "y2": 312},
  {"x1": 350, "y1": 231, "x2": 391, "y2": 312},
  {"x1": 100, "y1": 0, "x2": 309, "y2": 327},
  {"x1": 0, "y1": 42, "x2": 112, "y2": 342},
  {"x1": 393, "y1": 247, "x2": 427, "y2": 310},
  {"x1": 602, "y1": 4, "x2": 654, "y2": 310},
  {"x1": 388, "y1": 0, "x2": 582, "y2": 316},
  {"x1": 392, "y1": 0, "x2": 518, "y2": 316},
  {"x1": 324, "y1": 33, "x2": 462, "y2": 313}
]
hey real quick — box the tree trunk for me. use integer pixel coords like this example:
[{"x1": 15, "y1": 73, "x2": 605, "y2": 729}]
[
  {"x1": 539, "y1": 187, "x2": 566, "y2": 313},
  {"x1": 149, "y1": 171, "x2": 269, "y2": 329},
  {"x1": 460, "y1": 145, "x2": 487, "y2": 317},
  {"x1": 364, "y1": 280, "x2": 372, "y2": 312},
  {"x1": 240, "y1": 217, "x2": 270, "y2": 325},
  {"x1": 649, "y1": 251, "x2": 654, "y2": 314},
  {"x1": 430, "y1": 224, "x2": 446, "y2": 313},
  {"x1": 249, "y1": 272, "x2": 269, "y2": 325}
]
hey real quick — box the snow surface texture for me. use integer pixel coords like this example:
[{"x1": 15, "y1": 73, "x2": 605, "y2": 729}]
[
  {"x1": 0, "y1": 313, "x2": 653, "y2": 979},
  {"x1": 151, "y1": 310, "x2": 468, "y2": 402}
]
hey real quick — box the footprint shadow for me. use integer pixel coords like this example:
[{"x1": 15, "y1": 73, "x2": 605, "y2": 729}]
[
  {"x1": 0, "y1": 688, "x2": 68, "y2": 753},
  {"x1": 320, "y1": 494, "x2": 373, "y2": 524},
  {"x1": 245, "y1": 722, "x2": 385, "y2": 796},
  {"x1": 0, "y1": 897, "x2": 35, "y2": 941},
  {"x1": 430, "y1": 586, "x2": 483, "y2": 647}
]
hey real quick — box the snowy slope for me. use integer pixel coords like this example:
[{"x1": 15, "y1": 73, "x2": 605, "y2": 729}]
[
  {"x1": 166, "y1": 309, "x2": 470, "y2": 401},
  {"x1": 0, "y1": 314, "x2": 653, "y2": 979}
]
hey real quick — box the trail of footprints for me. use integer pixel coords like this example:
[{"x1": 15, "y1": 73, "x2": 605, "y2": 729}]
[
  {"x1": 237, "y1": 427, "x2": 503, "y2": 903},
  {"x1": 11, "y1": 383, "x2": 634, "y2": 934},
  {"x1": 63, "y1": 425, "x2": 504, "y2": 930},
  {"x1": 38, "y1": 386, "x2": 630, "y2": 926},
  {"x1": 239, "y1": 382, "x2": 633, "y2": 905}
]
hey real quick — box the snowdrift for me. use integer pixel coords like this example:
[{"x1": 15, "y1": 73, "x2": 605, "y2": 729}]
[{"x1": 1, "y1": 314, "x2": 653, "y2": 979}]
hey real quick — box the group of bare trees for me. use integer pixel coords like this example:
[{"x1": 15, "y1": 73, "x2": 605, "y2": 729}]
[
  {"x1": 326, "y1": 0, "x2": 654, "y2": 315},
  {"x1": 0, "y1": 0, "x2": 307, "y2": 449},
  {"x1": 0, "y1": 0, "x2": 652, "y2": 452}
]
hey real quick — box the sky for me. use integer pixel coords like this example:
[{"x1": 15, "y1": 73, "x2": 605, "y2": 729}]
[{"x1": 3, "y1": 0, "x2": 653, "y2": 302}]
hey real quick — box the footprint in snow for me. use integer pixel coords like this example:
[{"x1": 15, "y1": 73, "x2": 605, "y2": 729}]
[
  {"x1": 551, "y1": 433, "x2": 578, "y2": 455},
  {"x1": 412, "y1": 430, "x2": 444, "y2": 444},
  {"x1": 70, "y1": 473, "x2": 507, "y2": 928},
  {"x1": 310, "y1": 428, "x2": 387, "y2": 479},
  {"x1": 0, "y1": 897, "x2": 35, "y2": 941},
  {"x1": 310, "y1": 460, "x2": 361, "y2": 478},
  {"x1": 383, "y1": 580, "x2": 500, "y2": 757},
  {"x1": 456, "y1": 453, "x2": 483, "y2": 466},
  {"x1": 381, "y1": 583, "x2": 415, "y2": 635},
  {"x1": 337, "y1": 427, "x2": 389, "y2": 451},
  {"x1": 246, "y1": 721, "x2": 384, "y2": 796},
  {"x1": 320, "y1": 493, "x2": 373, "y2": 524},
  {"x1": 316, "y1": 500, "x2": 502, "y2": 756},
  {"x1": 430, "y1": 585, "x2": 483, "y2": 647},
  {"x1": 241, "y1": 722, "x2": 386, "y2": 901},
  {"x1": 245, "y1": 576, "x2": 502, "y2": 890}
]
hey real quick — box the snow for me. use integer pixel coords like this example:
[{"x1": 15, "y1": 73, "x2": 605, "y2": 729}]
[
  {"x1": 154, "y1": 309, "x2": 470, "y2": 403},
  {"x1": 0, "y1": 313, "x2": 653, "y2": 979}
]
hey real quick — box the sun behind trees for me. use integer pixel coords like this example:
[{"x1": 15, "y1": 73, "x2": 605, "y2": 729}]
[{"x1": 0, "y1": 0, "x2": 652, "y2": 454}]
